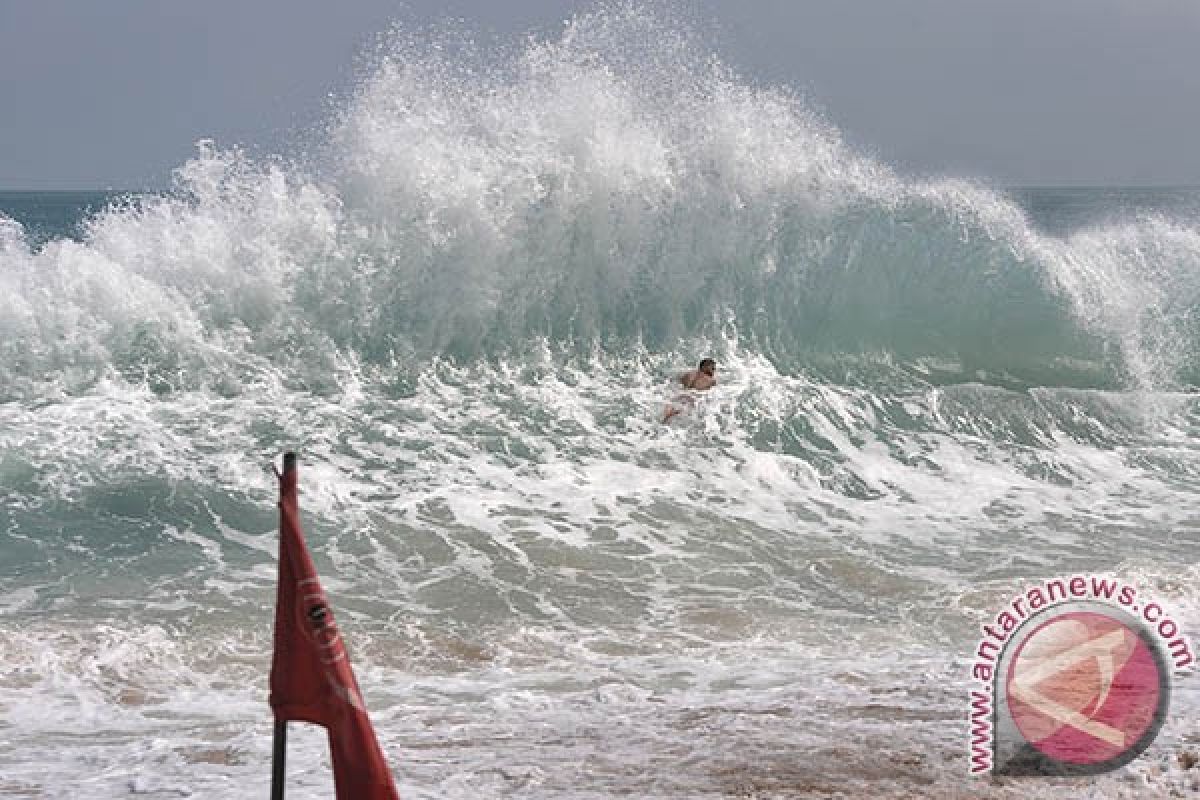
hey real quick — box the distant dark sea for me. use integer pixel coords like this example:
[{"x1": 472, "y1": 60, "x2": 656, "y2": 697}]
[
  {"x1": 6, "y1": 186, "x2": 1200, "y2": 246},
  {"x1": 0, "y1": 189, "x2": 136, "y2": 248}
]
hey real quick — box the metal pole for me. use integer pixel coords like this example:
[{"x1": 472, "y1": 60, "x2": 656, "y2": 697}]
[
  {"x1": 271, "y1": 719, "x2": 287, "y2": 799},
  {"x1": 270, "y1": 453, "x2": 296, "y2": 799}
]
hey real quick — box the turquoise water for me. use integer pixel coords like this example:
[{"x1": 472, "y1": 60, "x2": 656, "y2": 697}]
[{"x1": 1, "y1": 8, "x2": 1198, "y2": 798}]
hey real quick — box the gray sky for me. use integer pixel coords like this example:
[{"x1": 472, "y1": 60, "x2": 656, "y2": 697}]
[{"x1": 1, "y1": 0, "x2": 1198, "y2": 189}]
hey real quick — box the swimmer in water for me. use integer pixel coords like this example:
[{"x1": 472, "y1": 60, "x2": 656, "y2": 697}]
[{"x1": 662, "y1": 358, "x2": 716, "y2": 422}]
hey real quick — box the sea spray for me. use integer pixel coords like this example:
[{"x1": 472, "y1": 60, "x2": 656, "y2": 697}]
[{"x1": 1, "y1": 10, "x2": 1198, "y2": 398}]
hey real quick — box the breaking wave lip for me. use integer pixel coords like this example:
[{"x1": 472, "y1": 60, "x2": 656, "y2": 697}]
[{"x1": 0, "y1": 2, "x2": 1198, "y2": 405}]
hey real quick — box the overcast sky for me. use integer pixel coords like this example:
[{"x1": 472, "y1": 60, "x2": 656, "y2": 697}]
[{"x1": 1, "y1": 0, "x2": 1198, "y2": 189}]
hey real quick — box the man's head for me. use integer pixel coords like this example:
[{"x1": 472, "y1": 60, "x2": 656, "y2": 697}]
[{"x1": 698, "y1": 358, "x2": 716, "y2": 376}]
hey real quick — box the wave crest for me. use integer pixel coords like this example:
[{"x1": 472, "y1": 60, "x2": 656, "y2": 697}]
[{"x1": 1, "y1": 5, "x2": 1198, "y2": 400}]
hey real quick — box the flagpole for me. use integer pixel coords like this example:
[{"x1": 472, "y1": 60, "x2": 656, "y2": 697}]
[
  {"x1": 271, "y1": 451, "x2": 297, "y2": 800},
  {"x1": 271, "y1": 719, "x2": 287, "y2": 800}
]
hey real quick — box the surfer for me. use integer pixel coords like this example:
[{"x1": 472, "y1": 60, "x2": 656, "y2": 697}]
[{"x1": 662, "y1": 358, "x2": 717, "y2": 422}]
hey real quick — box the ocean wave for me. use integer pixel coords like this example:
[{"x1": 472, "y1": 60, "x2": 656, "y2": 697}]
[{"x1": 0, "y1": 6, "x2": 1198, "y2": 402}]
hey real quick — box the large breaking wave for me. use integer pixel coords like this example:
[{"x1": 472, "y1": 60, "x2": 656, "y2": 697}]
[{"x1": 1, "y1": 5, "x2": 1199, "y2": 404}]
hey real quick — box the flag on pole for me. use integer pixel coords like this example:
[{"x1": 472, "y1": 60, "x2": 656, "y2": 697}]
[{"x1": 270, "y1": 453, "x2": 400, "y2": 800}]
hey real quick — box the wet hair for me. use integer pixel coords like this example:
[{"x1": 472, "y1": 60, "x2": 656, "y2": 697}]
[{"x1": 698, "y1": 358, "x2": 715, "y2": 370}]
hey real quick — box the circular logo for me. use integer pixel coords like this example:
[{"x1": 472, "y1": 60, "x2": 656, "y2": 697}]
[{"x1": 1004, "y1": 609, "x2": 1169, "y2": 769}]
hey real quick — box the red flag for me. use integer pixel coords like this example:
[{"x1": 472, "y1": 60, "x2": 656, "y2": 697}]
[{"x1": 270, "y1": 453, "x2": 400, "y2": 800}]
